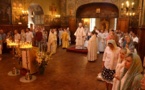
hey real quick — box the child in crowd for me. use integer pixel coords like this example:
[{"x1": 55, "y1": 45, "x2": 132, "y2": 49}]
[
  {"x1": 101, "y1": 40, "x2": 120, "y2": 90},
  {"x1": 112, "y1": 48, "x2": 127, "y2": 90}
]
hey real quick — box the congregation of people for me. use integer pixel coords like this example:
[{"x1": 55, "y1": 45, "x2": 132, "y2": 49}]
[
  {"x1": 0, "y1": 22, "x2": 145, "y2": 90},
  {"x1": 0, "y1": 26, "x2": 71, "y2": 56},
  {"x1": 74, "y1": 22, "x2": 145, "y2": 90}
]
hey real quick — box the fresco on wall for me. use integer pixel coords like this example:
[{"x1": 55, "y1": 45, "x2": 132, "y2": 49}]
[{"x1": 0, "y1": 0, "x2": 11, "y2": 24}]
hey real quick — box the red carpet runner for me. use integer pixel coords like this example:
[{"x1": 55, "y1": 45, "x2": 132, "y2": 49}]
[{"x1": 66, "y1": 45, "x2": 88, "y2": 54}]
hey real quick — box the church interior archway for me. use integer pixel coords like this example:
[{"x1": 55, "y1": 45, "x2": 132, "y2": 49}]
[{"x1": 76, "y1": 2, "x2": 119, "y2": 32}]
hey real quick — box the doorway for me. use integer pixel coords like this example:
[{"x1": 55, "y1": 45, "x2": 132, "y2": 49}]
[
  {"x1": 82, "y1": 18, "x2": 118, "y2": 32},
  {"x1": 76, "y1": 2, "x2": 119, "y2": 31}
]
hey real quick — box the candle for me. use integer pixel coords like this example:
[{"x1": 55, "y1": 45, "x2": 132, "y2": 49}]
[
  {"x1": 121, "y1": 3, "x2": 124, "y2": 8},
  {"x1": 132, "y1": 2, "x2": 134, "y2": 6},
  {"x1": 126, "y1": 1, "x2": 129, "y2": 7}
]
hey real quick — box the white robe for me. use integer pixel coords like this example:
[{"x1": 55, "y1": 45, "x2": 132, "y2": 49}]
[
  {"x1": 47, "y1": 31, "x2": 57, "y2": 54},
  {"x1": 87, "y1": 35, "x2": 98, "y2": 61},
  {"x1": 74, "y1": 27, "x2": 86, "y2": 49},
  {"x1": 98, "y1": 32, "x2": 106, "y2": 52}
]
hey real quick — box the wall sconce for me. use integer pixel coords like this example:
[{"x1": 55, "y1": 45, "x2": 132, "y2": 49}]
[{"x1": 55, "y1": 14, "x2": 61, "y2": 18}]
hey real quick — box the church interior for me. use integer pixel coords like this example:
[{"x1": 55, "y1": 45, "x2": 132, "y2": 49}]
[{"x1": 0, "y1": 0, "x2": 145, "y2": 90}]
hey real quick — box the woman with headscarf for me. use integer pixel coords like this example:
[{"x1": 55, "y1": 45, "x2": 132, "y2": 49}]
[
  {"x1": 141, "y1": 75, "x2": 145, "y2": 90},
  {"x1": 118, "y1": 53, "x2": 143, "y2": 90},
  {"x1": 102, "y1": 39, "x2": 121, "y2": 90},
  {"x1": 112, "y1": 48, "x2": 127, "y2": 90},
  {"x1": 87, "y1": 30, "x2": 98, "y2": 61},
  {"x1": 123, "y1": 35, "x2": 135, "y2": 52}
]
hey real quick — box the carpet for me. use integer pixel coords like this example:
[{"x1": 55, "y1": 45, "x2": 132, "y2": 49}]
[{"x1": 66, "y1": 45, "x2": 88, "y2": 54}]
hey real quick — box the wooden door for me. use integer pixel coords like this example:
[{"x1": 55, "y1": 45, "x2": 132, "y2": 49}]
[
  {"x1": 117, "y1": 18, "x2": 129, "y2": 33},
  {"x1": 68, "y1": 16, "x2": 77, "y2": 44}
]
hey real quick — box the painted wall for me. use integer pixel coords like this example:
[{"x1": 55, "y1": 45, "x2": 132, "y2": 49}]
[
  {"x1": 11, "y1": 0, "x2": 60, "y2": 24},
  {"x1": 25, "y1": 0, "x2": 60, "y2": 15}
]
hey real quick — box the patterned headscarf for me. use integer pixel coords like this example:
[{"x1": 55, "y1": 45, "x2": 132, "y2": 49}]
[{"x1": 119, "y1": 53, "x2": 143, "y2": 90}]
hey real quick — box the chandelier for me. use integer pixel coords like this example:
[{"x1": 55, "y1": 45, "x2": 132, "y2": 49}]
[
  {"x1": 21, "y1": 0, "x2": 28, "y2": 16},
  {"x1": 22, "y1": 10, "x2": 28, "y2": 16},
  {"x1": 121, "y1": 0, "x2": 135, "y2": 16}
]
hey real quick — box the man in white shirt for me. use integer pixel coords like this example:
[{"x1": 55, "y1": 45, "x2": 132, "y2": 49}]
[
  {"x1": 132, "y1": 32, "x2": 139, "y2": 43},
  {"x1": 14, "y1": 30, "x2": 20, "y2": 42},
  {"x1": 132, "y1": 32, "x2": 139, "y2": 52},
  {"x1": 25, "y1": 28, "x2": 34, "y2": 43}
]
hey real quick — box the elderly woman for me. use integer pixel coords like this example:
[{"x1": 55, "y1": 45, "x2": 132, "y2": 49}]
[
  {"x1": 123, "y1": 35, "x2": 135, "y2": 52},
  {"x1": 118, "y1": 53, "x2": 143, "y2": 90},
  {"x1": 102, "y1": 39, "x2": 120, "y2": 90}
]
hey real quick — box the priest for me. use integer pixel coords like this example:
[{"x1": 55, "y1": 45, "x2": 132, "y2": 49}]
[{"x1": 74, "y1": 23, "x2": 86, "y2": 49}]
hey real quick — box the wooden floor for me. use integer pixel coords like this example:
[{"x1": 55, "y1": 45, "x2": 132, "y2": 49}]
[{"x1": 0, "y1": 47, "x2": 106, "y2": 90}]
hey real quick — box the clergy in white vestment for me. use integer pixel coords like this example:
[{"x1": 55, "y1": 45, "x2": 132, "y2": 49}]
[
  {"x1": 87, "y1": 31, "x2": 98, "y2": 61},
  {"x1": 47, "y1": 29, "x2": 57, "y2": 54},
  {"x1": 98, "y1": 29, "x2": 106, "y2": 53},
  {"x1": 74, "y1": 23, "x2": 86, "y2": 49}
]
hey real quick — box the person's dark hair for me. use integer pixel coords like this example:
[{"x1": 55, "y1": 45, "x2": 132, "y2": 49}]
[
  {"x1": 91, "y1": 30, "x2": 98, "y2": 35},
  {"x1": 26, "y1": 28, "x2": 30, "y2": 30}
]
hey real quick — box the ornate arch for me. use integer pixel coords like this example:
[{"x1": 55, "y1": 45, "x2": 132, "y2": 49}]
[{"x1": 76, "y1": 2, "x2": 119, "y2": 18}]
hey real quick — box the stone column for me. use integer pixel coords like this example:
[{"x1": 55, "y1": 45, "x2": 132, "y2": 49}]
[{"x1": 142, "y1": 0, "x2": 145, "y2": 26}]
